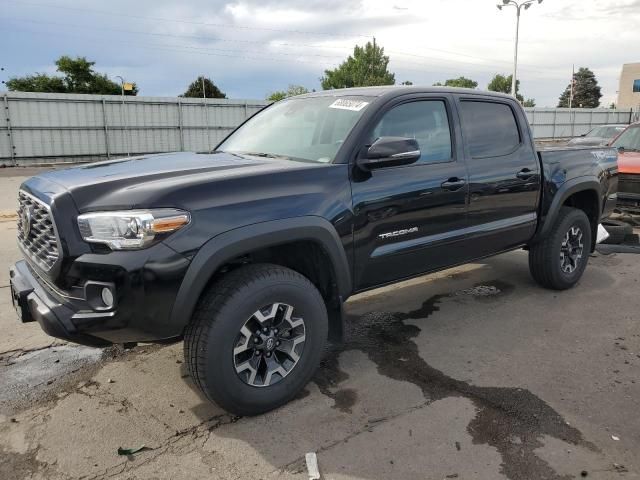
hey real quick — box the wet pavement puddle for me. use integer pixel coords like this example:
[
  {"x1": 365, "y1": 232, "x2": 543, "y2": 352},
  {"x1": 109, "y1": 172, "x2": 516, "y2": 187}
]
[{"x1": 314, "y1": 280, "x2": 595, "y2": 480}]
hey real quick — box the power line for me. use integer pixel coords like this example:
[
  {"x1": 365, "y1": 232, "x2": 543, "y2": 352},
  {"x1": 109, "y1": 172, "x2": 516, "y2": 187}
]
[
  {"x1": 2, "y1": 16, "x2": 556, "y2": 77},
  {"x1": 4, "y1": 25, "x2": 342, "y2": 68},
  {"x1": 3, "y1": 20, "x2": 568, "y2": 85},
  {"x1": 2, "y1": 1, "x2": 554, "y2": 72}
]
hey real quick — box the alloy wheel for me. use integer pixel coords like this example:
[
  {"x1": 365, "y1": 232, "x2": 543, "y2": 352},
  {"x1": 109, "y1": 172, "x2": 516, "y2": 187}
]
[
  {"x1": 560, "y1": 226, "x2": 584, "y2": 274},
  {"x1": 233, "y1": 303, "x2": 306, "y2": 387}
]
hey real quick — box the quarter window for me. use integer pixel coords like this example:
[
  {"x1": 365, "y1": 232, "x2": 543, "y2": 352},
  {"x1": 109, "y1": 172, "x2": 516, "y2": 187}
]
[
  {"x1": 460, "y1": 101, "x2": 521, "y2": 158},
  {"x1": 370, "y1": 100, "x2": 453, "y2": 164}
]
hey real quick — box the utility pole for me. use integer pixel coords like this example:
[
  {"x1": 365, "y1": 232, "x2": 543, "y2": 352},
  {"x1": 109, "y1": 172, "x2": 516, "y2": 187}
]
[
  {"x1": 569, "y1": 64, "x2": 575, "y2": 109},
  {"x1": 497, "y1": 0, "x2": 543, "y2": 100}
]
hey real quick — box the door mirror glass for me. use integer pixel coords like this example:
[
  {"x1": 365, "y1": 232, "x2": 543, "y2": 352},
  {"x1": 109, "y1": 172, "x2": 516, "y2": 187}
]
[{"x1": 357, "y1": 137, "x2": 421, "y2": 170}]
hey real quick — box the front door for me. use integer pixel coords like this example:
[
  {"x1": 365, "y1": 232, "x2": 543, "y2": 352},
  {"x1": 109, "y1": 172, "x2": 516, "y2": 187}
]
[{"x1": 350, "y1": 95, "x2": 470, "y2": 291}]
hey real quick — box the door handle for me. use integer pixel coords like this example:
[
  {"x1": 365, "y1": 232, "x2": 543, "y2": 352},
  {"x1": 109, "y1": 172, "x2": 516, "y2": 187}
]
[
  {"x1": 441, "y1": 177, "x2": 466, "y2": 191},
  {"x1": 516, "y1": 168, "x2": 534, "y2": 180}
]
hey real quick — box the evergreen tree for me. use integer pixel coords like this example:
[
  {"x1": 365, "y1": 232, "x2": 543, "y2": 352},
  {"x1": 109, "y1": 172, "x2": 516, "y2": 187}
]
[
  {"x1": 558, "y1": 68, "x2": 601, "y2": 108},
  {"x1": 321, "y1": 41, "x2": 395, "y2": 89}
]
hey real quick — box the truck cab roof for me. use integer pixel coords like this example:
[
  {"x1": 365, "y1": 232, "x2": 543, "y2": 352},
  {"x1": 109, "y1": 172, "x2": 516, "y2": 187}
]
[{"x1": 294, "y1": 85, "x2": 515, "y2": 101}]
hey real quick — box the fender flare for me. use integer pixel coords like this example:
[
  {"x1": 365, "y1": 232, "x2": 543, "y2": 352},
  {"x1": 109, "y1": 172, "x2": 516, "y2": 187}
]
[
  {"x1": 536, "y1": 176, "x2": 602, "y2": 240},
  {"x1": 169, "y1": 216, "x2": 352, "y2": 330}
]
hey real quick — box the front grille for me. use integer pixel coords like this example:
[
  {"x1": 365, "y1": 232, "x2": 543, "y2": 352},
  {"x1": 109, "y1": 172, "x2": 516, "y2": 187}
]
[
  {"x1": 17, "y1": 190, "x2": 60, "y2": 271},
  {"x1": 618, "y1": 174, "x2": 640, "y2": 196}
]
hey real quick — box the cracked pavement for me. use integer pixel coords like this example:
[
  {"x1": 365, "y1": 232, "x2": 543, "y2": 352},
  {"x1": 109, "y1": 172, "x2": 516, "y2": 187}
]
[{"x1": 1, "y1": 168, "x2": 639, "y2": 480}]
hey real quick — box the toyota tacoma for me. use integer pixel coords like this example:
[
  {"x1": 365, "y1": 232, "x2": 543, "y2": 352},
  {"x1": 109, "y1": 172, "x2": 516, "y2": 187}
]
[{"x1": 10, "y1": 87, "x2": 618, "y2": 415}]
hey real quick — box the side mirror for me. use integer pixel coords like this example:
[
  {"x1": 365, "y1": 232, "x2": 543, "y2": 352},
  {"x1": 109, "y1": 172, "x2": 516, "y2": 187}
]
[{"x1": 357, "y1": 137, "x2": 421, "y2": 170}]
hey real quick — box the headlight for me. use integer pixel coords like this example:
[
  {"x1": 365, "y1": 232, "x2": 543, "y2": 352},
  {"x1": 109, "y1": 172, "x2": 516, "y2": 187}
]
[{"x1": 77, "y1": 209, "x2": 190, "y2": 250}]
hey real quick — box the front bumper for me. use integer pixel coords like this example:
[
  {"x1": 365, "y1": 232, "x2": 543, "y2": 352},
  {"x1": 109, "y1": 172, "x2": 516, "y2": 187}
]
[
  {"x1": 10, "y1": 260, "x2": 113, "y2": 347},
  {"x1": 9, "y1": 241, "x2": 192, "y2": 346}
]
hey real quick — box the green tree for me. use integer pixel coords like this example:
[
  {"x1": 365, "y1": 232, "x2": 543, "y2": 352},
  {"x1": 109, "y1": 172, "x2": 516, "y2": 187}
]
[
  {"x1": 401, "y1": 80, "x2": 413, "y2": 85},
  {"x1": 6, "y1": 56, "x2": 138, "y2": 95},
  {"x1": 557, "y1": 67, "x2": 602, "y2": 108},
  {"x1": 522, "y1": 98, "x2": 536, "y2": 107},
  {"x1": 267, "y1": 84, "x2": 310, "y2": 102},
  {"x1": 321, "y1": 41, "x2": 395, "y2": 89},
  {"x1": 181, "y1": 76, "x2": 226, "y2": 98},
  {"x1": 487, "y1": 73, "x2": 524, "y2": 102},
  {"x1": 5, "y1": 73, "x2": 66, "y2": 93},
  {"x1": 433, "y1": 76, "x2": 478, "y2": 89}
]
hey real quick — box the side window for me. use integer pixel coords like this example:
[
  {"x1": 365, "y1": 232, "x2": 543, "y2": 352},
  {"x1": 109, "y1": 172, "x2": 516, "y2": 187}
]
[
  {"x1": 633, "y1": 79, "x2": 640, "y2": 93},
  {"x1": 370, "y1": 100, "x2": 453, "y2": 164},
  {"x1": 460, "y1": 101, "x2": 521, "y2": 158}
]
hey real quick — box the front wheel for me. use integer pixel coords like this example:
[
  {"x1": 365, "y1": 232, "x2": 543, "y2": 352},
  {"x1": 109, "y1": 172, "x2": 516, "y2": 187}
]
[
  {"x1": 529, "y1": 207, "x2": 592, "y2": 290},
  {"x1": 184, "y1": 264, "x2": 328, "y2": 416}
]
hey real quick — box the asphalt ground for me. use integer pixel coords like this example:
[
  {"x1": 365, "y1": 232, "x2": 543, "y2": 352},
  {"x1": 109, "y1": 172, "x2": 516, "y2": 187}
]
[{"x1": 0, "y1": 166, "x2": 638, "y2": 480}]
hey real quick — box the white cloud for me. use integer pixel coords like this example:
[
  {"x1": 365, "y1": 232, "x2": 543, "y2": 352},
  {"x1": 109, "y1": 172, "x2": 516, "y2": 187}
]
[{"x1": 2, "y1": 0, "x2": 639, "y2": 106}]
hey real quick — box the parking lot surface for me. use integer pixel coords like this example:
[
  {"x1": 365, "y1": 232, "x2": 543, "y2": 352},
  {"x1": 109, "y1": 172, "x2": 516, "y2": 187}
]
[{"x1": 0, "y1": 167, "x2": 639, "y2": 480}]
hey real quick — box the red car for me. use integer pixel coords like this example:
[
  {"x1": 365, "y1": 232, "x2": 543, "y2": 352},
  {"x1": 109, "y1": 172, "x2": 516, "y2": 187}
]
[{"x1": 612, "y1": 122, "x2": 640, "y2": 213}]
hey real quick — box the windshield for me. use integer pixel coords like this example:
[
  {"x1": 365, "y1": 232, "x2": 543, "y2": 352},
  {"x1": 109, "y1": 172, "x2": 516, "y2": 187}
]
[
  {"x1": 612, "y1": 126, "x2": 640, "y2": 151},
  {"x1": 217, "y1": 96, "x2": 373, "y2": 163},
  {"x1": 586, "y1": 125, "x2": 625, "y2": 138}
]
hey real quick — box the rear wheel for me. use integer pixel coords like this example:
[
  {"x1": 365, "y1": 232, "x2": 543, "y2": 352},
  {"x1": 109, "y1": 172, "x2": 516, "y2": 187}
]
[
  {"x1": 529, "y1": 207, "x2": 592, "y2": 290},
  {"x1": 184, "y1": 263, "x2": 328, "y2": 416}
]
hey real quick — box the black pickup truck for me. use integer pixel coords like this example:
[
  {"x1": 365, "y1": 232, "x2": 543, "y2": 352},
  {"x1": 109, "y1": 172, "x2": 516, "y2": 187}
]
[{"x1": 10, "y1": 87, "x2": 618, "y2": 415}]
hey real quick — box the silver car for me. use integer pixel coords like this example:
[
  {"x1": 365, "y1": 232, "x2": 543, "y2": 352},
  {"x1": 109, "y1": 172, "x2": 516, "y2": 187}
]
[{"x1": 567, "y1": 124, "x2": 627, "y2": 147}]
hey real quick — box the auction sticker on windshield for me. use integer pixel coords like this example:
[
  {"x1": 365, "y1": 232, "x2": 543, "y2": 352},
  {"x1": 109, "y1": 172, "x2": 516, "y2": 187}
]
[{"x1": 329, "y1": 98, "x2": 369, "y2": 111}]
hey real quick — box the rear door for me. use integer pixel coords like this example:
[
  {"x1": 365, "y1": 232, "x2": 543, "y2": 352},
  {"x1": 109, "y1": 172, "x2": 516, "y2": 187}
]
[
  {"x1": 350, "y1": 94, "x2": 470, "y2": 290},
  {"x1": 456, "y1": 97, "x2": 540, "y2": 256}
]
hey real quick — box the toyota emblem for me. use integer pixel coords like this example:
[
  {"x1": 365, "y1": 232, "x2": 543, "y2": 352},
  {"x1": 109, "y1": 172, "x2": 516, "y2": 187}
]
[{"x1": 22, "y1": 206, "x2": 33, "y2": 237}]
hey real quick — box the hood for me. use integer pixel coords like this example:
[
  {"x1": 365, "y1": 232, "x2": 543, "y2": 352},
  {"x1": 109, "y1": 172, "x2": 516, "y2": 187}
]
[
  {"x1": 618, "y1": 150, "x2": 640, "y2": 174},
  {"x1": 26, "y1": 151, "x2": 325, "y2": 211},
  {"x1": 567, "y1": 137, "x2": 608, "y2": 147}
]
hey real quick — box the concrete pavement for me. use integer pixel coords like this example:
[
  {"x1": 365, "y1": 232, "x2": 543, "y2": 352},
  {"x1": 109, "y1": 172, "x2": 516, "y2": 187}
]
[{"x1": 0, "y1": 167, "x2": 638, "y2": 480}]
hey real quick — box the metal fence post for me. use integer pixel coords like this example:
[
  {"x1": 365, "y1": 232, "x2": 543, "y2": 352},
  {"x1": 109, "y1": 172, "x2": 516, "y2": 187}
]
[
  {"x1": 177, "y1": 100, "x2": 184, "y2": 151},
  {"x1": 244, "y1": 100, "x2": 248, "y2": 119},
  {"x1": 3, "y1": 93, "x2": 16, "y2": 166},
  {"x1": 203, "y1": 101, "x2": 211, "y2": 152},
  {"x1": 101, "y1": 98, "x2": 111, "y2": 159},
  {"x1": 552, "y1": 109, "x2": 557, "y2": 139}
]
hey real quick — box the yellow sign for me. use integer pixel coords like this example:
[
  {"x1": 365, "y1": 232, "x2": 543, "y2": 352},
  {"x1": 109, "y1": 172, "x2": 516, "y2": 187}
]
[{"x1": 123, "y1": 83, "x2": 134, "y2": 91}]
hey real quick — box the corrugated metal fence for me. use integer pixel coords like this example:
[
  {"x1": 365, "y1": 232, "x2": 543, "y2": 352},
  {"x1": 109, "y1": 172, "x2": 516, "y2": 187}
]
[
  {"x1": 1, "y1": 92, "x2": 637, "y2": 166},
  {"x1": 1, "y1": 92, "x2": 268, "y2": 166},
  {"x1": 524, "y1": 107, "x2": 636, "y2": 139}
]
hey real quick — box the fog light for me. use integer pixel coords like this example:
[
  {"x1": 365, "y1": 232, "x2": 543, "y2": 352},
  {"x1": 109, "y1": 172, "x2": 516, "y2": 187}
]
[{"x1": 101, "y1": 287, "x2": 114, "y2": 308}]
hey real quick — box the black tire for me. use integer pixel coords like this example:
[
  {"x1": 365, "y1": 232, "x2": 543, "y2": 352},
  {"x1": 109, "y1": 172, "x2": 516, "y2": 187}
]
[
  {"x1": 601, "y1": 220, "x2": 633, "y2": 245},
  {"x1": 184, "y1": 263, "x2": 328, "y2": 416},
  {"x1": 529, "y1": 207, "x2": 592, "y2": 290}
]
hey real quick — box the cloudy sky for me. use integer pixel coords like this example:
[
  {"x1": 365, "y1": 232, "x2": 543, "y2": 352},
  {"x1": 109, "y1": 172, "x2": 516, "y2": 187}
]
[{"x1": 1, "y1": 0, "x2": 639, "y2": 106}]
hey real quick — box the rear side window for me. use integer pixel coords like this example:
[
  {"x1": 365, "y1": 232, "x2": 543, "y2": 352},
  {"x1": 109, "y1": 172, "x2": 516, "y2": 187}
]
[{"x1": 460, "y1": 101, "x2": 521, "y2": 158}]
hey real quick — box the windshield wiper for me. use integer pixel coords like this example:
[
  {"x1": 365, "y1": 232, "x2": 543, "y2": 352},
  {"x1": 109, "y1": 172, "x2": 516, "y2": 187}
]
[{"x1": 239, "y1": 151, "x2": 292, "y2": 160}]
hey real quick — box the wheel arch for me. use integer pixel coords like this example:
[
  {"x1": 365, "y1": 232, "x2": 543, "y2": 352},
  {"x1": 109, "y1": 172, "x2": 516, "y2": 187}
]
[
  {"x1": 170, "y1": 216, "x2": 351, "y2": 338},
  {"x1": 536, "y1": 177, "x2": 602, "y2": 251}
]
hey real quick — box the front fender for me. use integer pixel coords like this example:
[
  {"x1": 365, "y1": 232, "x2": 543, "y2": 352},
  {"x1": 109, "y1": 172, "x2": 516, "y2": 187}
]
[{"x1": 168, "y1": 216, "x2": 351, "y2": 332}]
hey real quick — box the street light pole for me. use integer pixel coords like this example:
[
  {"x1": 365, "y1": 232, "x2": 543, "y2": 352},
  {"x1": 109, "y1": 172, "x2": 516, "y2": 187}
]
[{"x1": 497, "y1": 0, "x2": 543, "y2": 101}]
